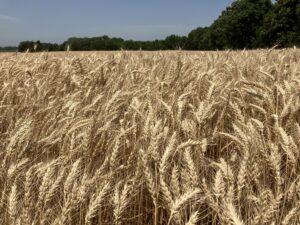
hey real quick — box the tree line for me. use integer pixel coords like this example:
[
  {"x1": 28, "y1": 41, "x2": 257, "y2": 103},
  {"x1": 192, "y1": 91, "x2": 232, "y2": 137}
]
[
  {"x1": 18, "y1": 35, "x2": 188, "y2": 52},
  {"x1": 0, "y1": 46, "x2": 17, "y2": 52},
  {"x1": 17, "y1": 0, "x2": 300, "y2": 52}
]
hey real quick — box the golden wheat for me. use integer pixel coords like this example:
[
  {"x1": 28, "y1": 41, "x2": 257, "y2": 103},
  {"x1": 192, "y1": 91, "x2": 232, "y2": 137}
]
[{"x1": 0, "y1": 49, "x2": 299, "y2": 224}]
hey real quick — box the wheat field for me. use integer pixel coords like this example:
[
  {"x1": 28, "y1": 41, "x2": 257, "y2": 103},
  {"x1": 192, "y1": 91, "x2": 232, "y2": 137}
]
[{"x1": 0, "y1": 49, "x2": 300, "y2": 225}]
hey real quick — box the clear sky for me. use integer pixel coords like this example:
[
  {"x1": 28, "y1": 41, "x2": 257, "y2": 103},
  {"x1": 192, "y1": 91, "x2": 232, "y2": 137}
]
[{"x1": 0, "y1": 0, "x2": 235, "y2": 46}]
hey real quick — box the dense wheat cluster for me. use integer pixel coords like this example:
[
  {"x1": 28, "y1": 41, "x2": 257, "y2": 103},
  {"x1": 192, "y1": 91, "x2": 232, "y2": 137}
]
[{"x1": 0, "y1": 49, "x2": 300, "y2": 225}]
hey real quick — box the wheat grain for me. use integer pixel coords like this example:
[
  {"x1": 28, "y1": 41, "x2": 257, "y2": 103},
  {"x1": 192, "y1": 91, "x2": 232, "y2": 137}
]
[{"x1": 0, "y1": 49, "x2": 299, "y2": 224}]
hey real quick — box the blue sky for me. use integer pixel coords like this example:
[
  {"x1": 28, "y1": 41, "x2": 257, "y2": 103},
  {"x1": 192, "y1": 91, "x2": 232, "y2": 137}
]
[{"x1": 0, "y1": 0, "x2": 234, "y2": 46}]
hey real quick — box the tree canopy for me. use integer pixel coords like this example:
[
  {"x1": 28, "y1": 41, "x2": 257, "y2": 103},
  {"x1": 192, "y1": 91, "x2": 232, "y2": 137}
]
[
  {"x1": 0, "y1": 46, "x2": 17, "y2": 52},
  {"x1": 12, "y1": 0, "x2": 300, "y2": 52}
]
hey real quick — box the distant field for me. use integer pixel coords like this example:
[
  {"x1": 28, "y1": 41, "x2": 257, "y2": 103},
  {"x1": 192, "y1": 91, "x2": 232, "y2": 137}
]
[{"x1": 0, "y1": 50, "x2": 300, "y2": 225}]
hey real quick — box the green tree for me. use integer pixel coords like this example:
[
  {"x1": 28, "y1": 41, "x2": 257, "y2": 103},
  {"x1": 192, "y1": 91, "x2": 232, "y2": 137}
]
[
  {"x1": 0, "y1": 46, "x2": 17, "y2": 52},
  {"x1": 209, "y1": 0, "x2": 272, "y2": 49},
  {"x1": 257, "y1": 0, "x2": 300, "y2": 47},
  {"x1": 164, "y1": 35, "x2": 188, "y2": 50},
  {"x1": 187, "y1": 27, "x2": 209, "y2": 50}
]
